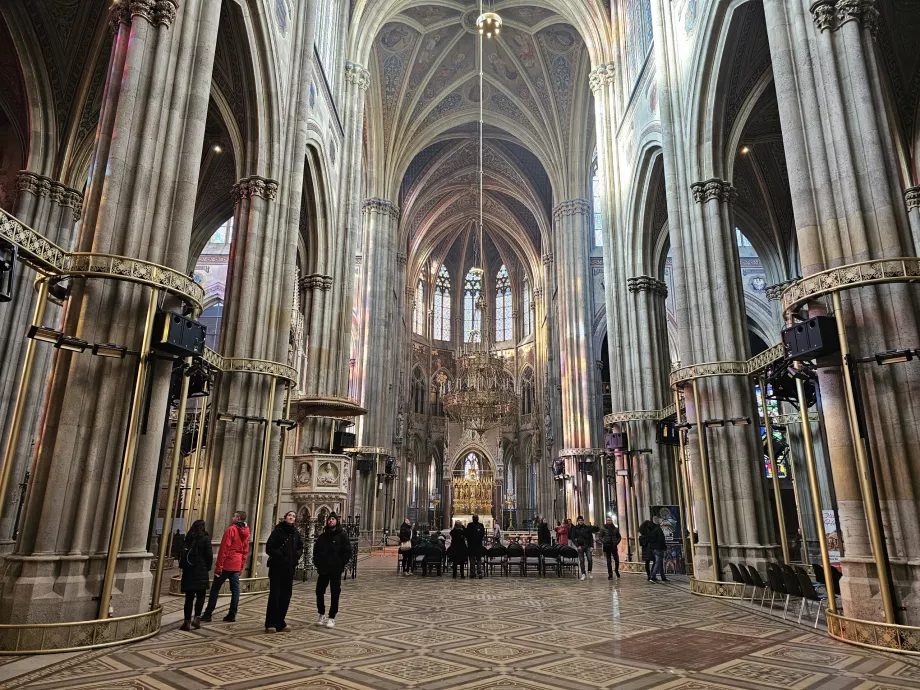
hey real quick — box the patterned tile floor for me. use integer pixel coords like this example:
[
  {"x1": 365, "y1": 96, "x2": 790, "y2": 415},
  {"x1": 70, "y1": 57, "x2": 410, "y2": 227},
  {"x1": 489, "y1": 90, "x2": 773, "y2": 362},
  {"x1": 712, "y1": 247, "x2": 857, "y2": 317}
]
[{"x1": 3, "y1": 558, "x2": 920, "y2": 689}]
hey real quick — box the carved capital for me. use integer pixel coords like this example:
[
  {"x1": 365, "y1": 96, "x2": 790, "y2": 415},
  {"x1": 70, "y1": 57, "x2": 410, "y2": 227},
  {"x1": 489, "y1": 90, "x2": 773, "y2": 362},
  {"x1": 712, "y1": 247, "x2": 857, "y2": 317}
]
[
  {"x1": 541, "y1": 253, "x2": 554, "y2": 266},
  {"x1": 405, "y1": 286, "x2": 416, "y2": 301},
  {"x1": 552, "y1": 199, "x2": 591, "y2": 222},
  {"x1": 154, "y1": 0, "x2": 179, "y2": 27},
  {"x1": 532, "y1": 287, "x2": 544, "y2": 299},
  {"x1": 690, "y1": 178, "x2": 736, "y2": 205},
  {"x1": 129, "y1": 0, "x2": 157, "y2": 24},
  {"x1": 16, "y1": 172, "x2": 83, "y2": 220},
  {"x1": 362, "y1": 197, "x2": 400, "y2": 220},
  {"x1": 589, "y1": 63, "x2": 616, "y2": 93},
  {"x1": 109, "y1": 2, "x2": 132, "y2": 31},
  {"x1": 905, "y1": 186, "x2": 920, "y2": 211},
  {"x1": 811, "y1": 0, "x2": 878, "y2": 35},
  {"x1": 396, "y1": 252, "x2": 408, "y2": 266},
  {"x1": 232, "y1": 176, "x2": 279, "y2": 204},
  {"x1": 627, "y1": 275, "x2": 668, "y2": 297},
  {"x1": 301, "y1": 273, "x2": 334, "y2": 292},
  {"x1": 344, "y1": 62, "x2": 370, "y2": 90}
]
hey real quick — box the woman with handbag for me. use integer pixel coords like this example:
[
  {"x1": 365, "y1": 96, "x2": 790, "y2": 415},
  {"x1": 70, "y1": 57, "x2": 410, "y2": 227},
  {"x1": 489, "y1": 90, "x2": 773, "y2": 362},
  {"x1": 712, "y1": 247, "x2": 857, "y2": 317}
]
[
  {"x1": 264, "y1": 511, "x2": 304, "y2": 632},
  {"x1": 398, "y1": 518, "x2": 413, "y2": 575},
  {"x1": 178, "y1": 519, "x2": 213, "y2": 631}
]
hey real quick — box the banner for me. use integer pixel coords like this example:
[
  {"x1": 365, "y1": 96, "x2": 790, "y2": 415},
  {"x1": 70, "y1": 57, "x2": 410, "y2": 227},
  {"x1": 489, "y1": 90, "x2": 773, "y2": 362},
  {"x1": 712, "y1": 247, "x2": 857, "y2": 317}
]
[
  {"x1": 651, "y1": 505, "x2": 685, "y2": 574},
  {"x1": 822, "y1": 509, "x2": 841, "y2": 564}
]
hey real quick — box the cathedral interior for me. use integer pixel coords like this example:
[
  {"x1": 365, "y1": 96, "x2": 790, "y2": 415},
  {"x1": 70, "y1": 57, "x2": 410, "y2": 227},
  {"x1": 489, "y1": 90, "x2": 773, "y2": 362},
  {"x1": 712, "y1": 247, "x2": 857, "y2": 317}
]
[{"x1": 3, "y1": 0, "x2": 920, "y2": 687}]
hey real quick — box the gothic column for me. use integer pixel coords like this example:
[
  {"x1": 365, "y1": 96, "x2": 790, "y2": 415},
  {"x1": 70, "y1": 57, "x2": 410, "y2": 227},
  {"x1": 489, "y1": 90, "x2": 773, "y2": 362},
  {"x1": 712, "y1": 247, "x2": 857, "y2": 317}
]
[
  {"x1": 0, "y1": 175, "x2": 82, "y2": 550},
  {"x1": 906, "y1": 187, "x2": 920, "y2": 252},
  {"x1": 1, "y1": 0, "x2": 221, "y2": 623},
  {"x1": 355, "y1": 198, "x2": 399, "y2": 448},
  {"x1": 765, "y1": 0, "x2": 920, "y2": 621}
]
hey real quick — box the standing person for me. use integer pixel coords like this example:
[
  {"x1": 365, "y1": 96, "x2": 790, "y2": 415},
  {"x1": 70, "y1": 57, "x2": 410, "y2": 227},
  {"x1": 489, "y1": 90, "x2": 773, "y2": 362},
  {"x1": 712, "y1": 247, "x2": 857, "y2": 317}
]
[
  {"x1": 464, "y1": 515, "x2": 485, "y2": 578},
  {"x1": 178, "y1": 519, "x2": 213, "y2": 631},
  {"x1": 598, "y1": 517, "x2": 621, "y2": 580},
  {"x1": 264, "y1": 510, "x2": 304, "y2": 633},
  {"x1": 554, "y1": 520, "x2": 569, "y2": 546},
  {"x1": 492, "y1": 522, "x2": 502, "y2": 545},
  {"x1": 570, "y1": 516, "x2": 595, "y2": 580},
  {"x1": 650, "y1": 516, "x2": 669, "y2": 583},
  {"x1": 537, "y1": 519, "x2": 551, "y2": 546},
  {"x1": 200, "y1": 510, "x2": 250, "y2": 623},
  {"x1": 313, "y1": 512, "x2": 352, "y2": 628},
  {"x1": 398, "y1": 518, "x2": 413, "y2": 576},
  {"x1": 639, "y1": 521, "x2": 656, "y2": 582},
  {"x1": 448, "y1": 521, "x2": 468, "y2": 578}
]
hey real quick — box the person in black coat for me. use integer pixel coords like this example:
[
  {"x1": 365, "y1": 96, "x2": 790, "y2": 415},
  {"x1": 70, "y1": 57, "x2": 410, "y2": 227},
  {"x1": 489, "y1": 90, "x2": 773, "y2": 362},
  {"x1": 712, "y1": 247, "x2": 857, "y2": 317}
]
[
  {"x1": 649, "y1": 516, "x2": 669, "y2": 582},
  {"x1": 264, "y1": 511, "x2": 304, "y2": 632},
  {"x1": 537, "y1": 519, "x2": 552, "y2": 546},
  {"x1": 598, "y1": 517, "x2": 622, "y2": 579},
  {"x1": 639, "y1": 520, "x2": 656, "y2": 582},
  {"x1": 398, "y1": 518, "x2": 413, "y2": 575},
  {"x1": 448, "y1": 521, "x2": 468, "y2": 579},
  {"x1": 570, "y1": 516, "x2": 595, "y2": 580},
  {"x1": 178, "y1": 519, "x2": 213, "y2": 630},
  {"x1": 464, "y1": 515, "x2": 486, "y2": 578},
  {"x1": 313, "y1": 512, "x2": 353, "y2": 628}
]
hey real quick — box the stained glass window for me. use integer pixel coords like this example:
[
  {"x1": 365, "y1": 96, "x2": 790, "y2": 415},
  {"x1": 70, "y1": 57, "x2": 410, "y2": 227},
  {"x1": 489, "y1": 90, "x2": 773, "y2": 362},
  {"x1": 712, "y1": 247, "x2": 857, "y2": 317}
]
[
  {"x1": 464, "y1": 269, "x2": 483, "y2": 343},
  {"x1": 433, "y1": 266, "x2": 451, "y2": 341},
  {"x1": 736, "y1": 228, "x2": 752, "y2": 247},
  {"x1": 755, "y1": 384, "x2": 789, "y2": 479},
  {"x1": 210, "y1": 218, "x2": 233, "y2": 246},
  {"x1": 495, "y1": 265, "x2": 512, "y2": 342},
  {"x1": 625, "y1": 0, "x2": 654, "y2": 85},
  {"x1": 413, "y1": 277, "x2": 425, "y2": 335},
  {"x1": 522, "y1": 275, "x2": 533, "y2": 337},
  {"x1": 592, "y1": 169, "x2": 604, "y2": 247}
]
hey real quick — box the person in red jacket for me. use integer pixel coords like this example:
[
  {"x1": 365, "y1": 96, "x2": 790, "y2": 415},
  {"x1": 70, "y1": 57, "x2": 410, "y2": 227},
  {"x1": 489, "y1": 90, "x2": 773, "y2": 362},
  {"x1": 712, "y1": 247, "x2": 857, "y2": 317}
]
[{"x1": 200, "y1": 510, "x2": 250, "y2": 623}]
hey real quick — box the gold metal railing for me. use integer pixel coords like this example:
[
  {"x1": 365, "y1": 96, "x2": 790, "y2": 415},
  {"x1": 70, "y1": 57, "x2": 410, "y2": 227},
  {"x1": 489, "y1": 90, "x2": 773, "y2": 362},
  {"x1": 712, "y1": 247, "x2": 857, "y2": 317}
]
[
  {"x1": 826, "y1": 611, "x2": 920, "y2": 655},
  {"x1": 0, "y1": 607, "x2": 161, "y2": 655},
  {"x1": 689, "y1": 577, "x2": 745, "y2": 599}
]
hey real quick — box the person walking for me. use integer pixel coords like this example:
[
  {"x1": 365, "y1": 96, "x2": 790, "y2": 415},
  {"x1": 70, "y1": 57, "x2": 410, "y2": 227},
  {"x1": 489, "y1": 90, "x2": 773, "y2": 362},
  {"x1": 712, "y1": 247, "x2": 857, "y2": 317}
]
[
  {"x1": 448, "y1": 520, "x2": 468, "y2": 578},
  {"x1": 398, "y1": 518, "x2": 413, "y2": 576},
  {"x1": 570, "y1": 516, "x2": 595, "y2": 581},
  {"x1": 537, "y1": 518, "x2": 551, "y2": 546},
  {"x1": 200, "y1": 510, "x2": 250, "y2": 623},
  {"x1": 598, "y1": 517, "x2": 621, "y2": 580},
  {"x1": 264, "y1": 510, "x2": 304, "y2": 633},
  {"x1": 650, "y1": 516, "x2": 669, "y2": 583},
  {"x1": 464, "y1": 514, "x2": 485, "y2": 578},
  {"x1": 492, "y1": 522, "x2": 502, "y2": 545},
  {"x1": 178, "y1": 519, "x2": 213, "y2": 631},
  {"x1": 313, "y1": 512, "x2": 352, "y2": 628},
  {"x1": 639, "y1": 520, "x2": 656, "y2": 582}
]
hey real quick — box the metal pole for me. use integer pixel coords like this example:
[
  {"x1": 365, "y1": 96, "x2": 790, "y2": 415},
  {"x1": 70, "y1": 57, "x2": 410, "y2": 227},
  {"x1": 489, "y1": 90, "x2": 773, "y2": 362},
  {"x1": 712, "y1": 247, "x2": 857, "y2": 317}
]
[
  {"x1": 151, "y1": 357, "x2": 192, "y2": 609},
  {"x1": 249, "y1": 378, "x2": 278, "y2": 578},
  {"x1": 674, "y1": 387, "x2": 696, "y2": 566},
  {"x1": 99, "y1": 289, "x2": 158, "y2": 618},
  {"x1": 831, "y1": 291, "x2": 896, "y2": 622},
  {"x1": 794, "y1": 364, "x2": 836, "y2": 614},
  {"x1": 0, "y1": 278, "x2": 49, "y2": 523},
  {"x1": 759, "y1": 376, "x2": 790, "y2": 563},
  {"x1": 185, "y1": 400, "x2": 207, "y2": 525},
  {"x1": 784, "y1": 429, "x2": 809, "y2": 565},
  {"x1": 274, "y1": 386, "x2": 293, "y2": 524},
  {"x1": 691, "y1": 378, "x2": 721, "y2": 580}
]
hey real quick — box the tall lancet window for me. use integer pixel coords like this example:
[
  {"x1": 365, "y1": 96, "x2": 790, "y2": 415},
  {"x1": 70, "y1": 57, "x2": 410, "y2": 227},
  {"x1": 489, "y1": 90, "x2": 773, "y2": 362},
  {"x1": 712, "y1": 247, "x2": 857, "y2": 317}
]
[
  {"x1": 433, "y1": 265, "x2": 451, "y2": 341},
  {"x1": 463, "y1": 268, "x2": 483, "y2": 343},
  {"x1": 592, "y1": 167, "x2": 604, "y2": 247},
  {"x1": 522, "y1": 274, "x2": 533, "y2": 337},
  {"x1": 413, "y1": 276, "x2": 425, "y2": 335},
  {"x1": 495, "y1": 265, "x2": 512, "y2": 341}
]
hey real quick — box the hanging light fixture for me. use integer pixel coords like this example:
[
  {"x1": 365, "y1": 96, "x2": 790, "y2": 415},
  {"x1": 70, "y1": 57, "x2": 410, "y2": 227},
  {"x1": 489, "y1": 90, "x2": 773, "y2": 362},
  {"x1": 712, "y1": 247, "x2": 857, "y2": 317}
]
[{"x1": 443, "y1": 1, "x2": 517, "y2": 434}]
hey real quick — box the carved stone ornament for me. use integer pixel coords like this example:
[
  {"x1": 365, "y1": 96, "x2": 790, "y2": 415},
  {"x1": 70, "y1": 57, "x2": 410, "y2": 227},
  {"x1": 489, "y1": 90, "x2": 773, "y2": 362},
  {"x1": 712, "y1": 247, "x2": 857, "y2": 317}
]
[
  {"x1": 905, "y1": 186, "x2": 920, "y2": 211},
  {"x1": 16, "y1": 172, "x2": 84, "y2": 222},
  {"x1": 154, "y1": 0, "x2": 179, "y2": 27},
  {"x1": 532, "y1": 286, "x2": 544, "y2": 299},
  {"x1": 690, "y1": 178, "x2": 736, "y2": 205},
  {"x1": 552, "y1": 199, "x2": 591, "y2": 222},
  {"x1": 362, "y1": 197, "x2": 400, "y2": 220},
  {"x1": 627, "y1": 275, "x2": 668, "y2": 297},
  {"x1": 810, "y1": 0, "x2": 878, "y2": 35},
  {"x1": 344, "y1": 61, "x2": 370, "y2": 90},
  {"x1": 541, "y1": 253, "x2": 554, "y2": 266},
  {"x1": 396, "y1": 253, "x2": 408, "y2": 266},
  {"x1": 130, "y1": 0, "x2": 156, "y2": 25},
  {"x1": 300, "y1": 273, "x2": 334, "y2": 291},
  {"x1": 589, "y1": 63, "x2": 616, "y2": 93},
  {"x1": 232, "y1": 176, "x2": 279, "y2": 203}
]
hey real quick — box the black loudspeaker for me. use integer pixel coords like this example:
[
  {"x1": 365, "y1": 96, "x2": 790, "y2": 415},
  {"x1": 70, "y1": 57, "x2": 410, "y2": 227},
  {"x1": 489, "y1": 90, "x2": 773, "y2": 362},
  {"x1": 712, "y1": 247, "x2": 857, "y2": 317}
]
[
  {"x1": 782, "y1": 316, "x2": 839, "y2": 361},
  {"x1": 384, "y1": 456, "x2": 397, "y2": 476},
  {"x1": 0, "y1": 240, "x2": 16, "y2": 302},
  {"x1": 552, "y1": 459, "x2": 565, "y2": 478},
  {"x1": 154, "y1": 311, "x2": 207, "y2": 357},
  {"x1": 356, "y1": 457, "x2": 374, "y2": 472},
  {"x1": 332, "y1": 430, "x2": 355, "y2": 454},
  {"x1": 656, "y1": 420, "x2": 680, "y2": 447},
  {"x1": 608, "y1": 431, "x2": 629, "y2": 451}
]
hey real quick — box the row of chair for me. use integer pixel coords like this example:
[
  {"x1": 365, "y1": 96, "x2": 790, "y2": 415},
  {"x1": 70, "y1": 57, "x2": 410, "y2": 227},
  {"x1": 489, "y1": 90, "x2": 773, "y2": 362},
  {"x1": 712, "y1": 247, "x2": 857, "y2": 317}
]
[
  {"x1": 483, "y1": 543, "x2": 583, "y2": 577},
  {"x1": 728, "y1": 561, "x2": 842, "y2": 627}
]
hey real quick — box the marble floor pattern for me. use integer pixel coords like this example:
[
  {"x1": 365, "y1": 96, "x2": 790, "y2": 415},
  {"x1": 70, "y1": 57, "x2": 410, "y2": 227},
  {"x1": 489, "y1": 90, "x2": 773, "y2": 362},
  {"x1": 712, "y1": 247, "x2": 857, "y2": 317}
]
[{"x1": 2, "y1": 558, "x2": 920, "y2": 689}]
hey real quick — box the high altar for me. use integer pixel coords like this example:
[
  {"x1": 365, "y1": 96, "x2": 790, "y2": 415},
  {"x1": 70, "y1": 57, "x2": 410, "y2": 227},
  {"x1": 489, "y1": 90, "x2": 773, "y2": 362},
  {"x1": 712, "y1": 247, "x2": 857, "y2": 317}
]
[{"x1": 451, "y1": 475, "x2": 494, "y2": 530}]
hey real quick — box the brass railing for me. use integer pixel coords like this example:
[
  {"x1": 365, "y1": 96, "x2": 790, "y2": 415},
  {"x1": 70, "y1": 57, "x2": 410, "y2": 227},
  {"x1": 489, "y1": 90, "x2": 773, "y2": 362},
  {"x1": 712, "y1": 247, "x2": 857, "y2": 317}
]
[
  {"x1": 0, "y1": 607, "x2": 161, "y2": 655},
  {"x1": 689, "y1": 577, "x2": 745, "y2": 599},
  {"x1": 826, "y1": 611, "x2": 920, "y2": 655}
]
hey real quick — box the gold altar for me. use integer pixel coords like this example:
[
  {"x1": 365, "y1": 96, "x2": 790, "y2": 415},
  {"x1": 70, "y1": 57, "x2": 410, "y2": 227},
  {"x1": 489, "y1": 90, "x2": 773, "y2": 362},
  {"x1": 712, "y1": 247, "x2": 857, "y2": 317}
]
[{"x1": 452, "y1": 472, "x2": 494, "y2": 515}]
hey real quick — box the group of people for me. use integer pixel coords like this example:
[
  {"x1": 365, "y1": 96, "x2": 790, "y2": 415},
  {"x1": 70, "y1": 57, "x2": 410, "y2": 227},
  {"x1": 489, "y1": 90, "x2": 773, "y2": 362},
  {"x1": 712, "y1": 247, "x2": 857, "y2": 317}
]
[
  {"x1": 639, "y1": 516, "x2": 670, "y2": 583},
  {"x1": 177, "y1": 510, "x2": 353, "y2": 632}
]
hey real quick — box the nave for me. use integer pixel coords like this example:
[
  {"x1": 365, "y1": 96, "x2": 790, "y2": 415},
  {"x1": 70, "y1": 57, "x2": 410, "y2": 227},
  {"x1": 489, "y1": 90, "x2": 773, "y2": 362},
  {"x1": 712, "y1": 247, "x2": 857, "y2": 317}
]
[{"x1": 2, "y1": 557, "x2": 917, "y2": 690}]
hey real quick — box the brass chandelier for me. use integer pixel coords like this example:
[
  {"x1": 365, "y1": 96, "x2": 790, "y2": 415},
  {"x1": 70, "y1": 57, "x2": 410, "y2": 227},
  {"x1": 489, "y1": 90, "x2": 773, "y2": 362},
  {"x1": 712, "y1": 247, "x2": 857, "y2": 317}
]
[{"x1": 443, "y1": 2, "x2": 517, "y2": 433}]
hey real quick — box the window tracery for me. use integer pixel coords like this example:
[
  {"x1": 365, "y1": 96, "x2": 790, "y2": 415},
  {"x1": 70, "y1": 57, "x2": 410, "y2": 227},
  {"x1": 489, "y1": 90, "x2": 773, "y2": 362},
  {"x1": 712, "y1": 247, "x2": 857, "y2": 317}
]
[
  {"x1": 495, "y1": 265, "x2": 512, "y2": 342},
  {"x1": 434, "y1": 265, "x2": 451, "y2": 341},
  {"x1": 464, "y1": 269, "x2": 483, "y2": 343}
]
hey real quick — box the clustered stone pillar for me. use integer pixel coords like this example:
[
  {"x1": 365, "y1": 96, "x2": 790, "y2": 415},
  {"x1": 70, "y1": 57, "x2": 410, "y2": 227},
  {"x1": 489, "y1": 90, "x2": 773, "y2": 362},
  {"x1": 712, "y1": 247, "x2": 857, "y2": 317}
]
[
  {"x1": 907, "y1": 187, "x2": 920, "y2": 255},
  {"x1": 1, "y1": 0, "x2": 220, "y2": 623},
  {"x1": 0, "y1": 174, "x2": 82, "y2": 550},
  {"x1": 765, "y1": 0, "x2": 920, "y2": 622}
]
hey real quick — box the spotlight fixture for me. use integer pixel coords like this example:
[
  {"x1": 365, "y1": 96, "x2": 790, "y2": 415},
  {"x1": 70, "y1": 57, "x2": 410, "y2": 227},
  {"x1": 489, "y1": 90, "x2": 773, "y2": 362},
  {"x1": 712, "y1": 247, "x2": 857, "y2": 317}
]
[
  {"x1": 476, "y1": 11, "x2": 502, "y2": 38},
  {"x1": 0, "y1": 240, "x2": 16, "y2": 303},
  {"x1": 245, "y1": 416, "x2": 267, "y2": 425},
  {"x1": 27, "y1": 325, "x2": 62, "y2": 344},
  {"x1": 216, "y1": 412, "x2": 236, "y2": 422},
  {"x1": 212, "y1": 144, "x2": 223, "y2": 153},
  {"x1": 739, "y1": 145, "x2": 751, "y2": 155},
  {"x1": 875, "y1": 349, "x2": 914, "y2": 366},
  {"x1": 54, "y1": 334, "x2": 90, "y2": 353},
  {"x1": 48, "y1": 279, "x2": 71, "y2": 302},
  {"x1": 703, "y1": 419, "x2": 725, "y2": 428},
  {"x1": 728, "y1": 417, "x2": 752, "y2": 426},
  {"x1": 92, "y1": 342, "x2": 128, "y2": 359},
  {"x1": 675, "y1": 422, "x2": 694, "y2": 431},
  {"x1": 274, "y1": 418, "x2": 297, "y2": 431}
]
